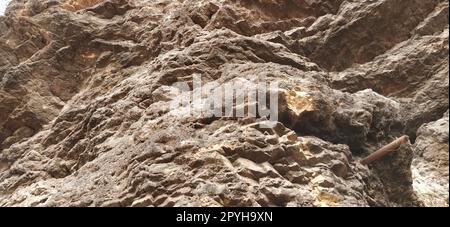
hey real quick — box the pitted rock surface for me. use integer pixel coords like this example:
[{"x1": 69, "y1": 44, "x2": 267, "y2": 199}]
[{"x1": 0, "y1": 0, "x2": 448, "y2": 206}]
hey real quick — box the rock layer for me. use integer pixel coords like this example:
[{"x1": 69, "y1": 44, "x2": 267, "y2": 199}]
[{"x1": 0, "y1": 0, "x2": 448, "y2": 207}]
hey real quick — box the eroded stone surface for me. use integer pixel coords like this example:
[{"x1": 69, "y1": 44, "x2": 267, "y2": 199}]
[
  {"x1": 0, "y1": 0, "x2": 448, "y2": 207},
  {"x1": 412, "y1": 111, "x2": 449, "y2": 207}
]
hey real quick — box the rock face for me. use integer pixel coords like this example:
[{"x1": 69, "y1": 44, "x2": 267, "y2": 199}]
[
  {"x1": 412, "y1": 111, "x2": 449, "y2": 207},
  {"x1": 0, "y1": 0, "x2": 448, "y2": 207}
]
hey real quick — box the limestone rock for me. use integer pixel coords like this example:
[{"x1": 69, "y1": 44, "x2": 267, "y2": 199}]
[
  {"x1": 412, "y1": 111, "x2": 449, "y2": 207},
  {"x1": 0, "y1": 0, "x2": 448, "y2": 207}
]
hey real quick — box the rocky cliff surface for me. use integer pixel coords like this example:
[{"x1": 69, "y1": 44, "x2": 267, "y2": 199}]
[{"x1": 0, "y1": 0, "x2": 448, "y2": 207}]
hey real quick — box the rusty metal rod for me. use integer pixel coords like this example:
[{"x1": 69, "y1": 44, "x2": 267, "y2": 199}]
[{"x1": 360, "y1": 135, "x2": 409, "y2": 165}]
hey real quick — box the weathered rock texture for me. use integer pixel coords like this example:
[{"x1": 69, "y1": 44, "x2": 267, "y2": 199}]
[
  {"x1": 412, "y1": 111, "x2": 449, "y2": 207},
  {"x1": 0, "y1": 0, "x2": 448, "y2": 207}
]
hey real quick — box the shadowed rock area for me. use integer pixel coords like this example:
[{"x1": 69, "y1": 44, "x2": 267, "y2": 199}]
[{"x1": 0, "y1": 0, "x2": 448, "y2": 207}]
